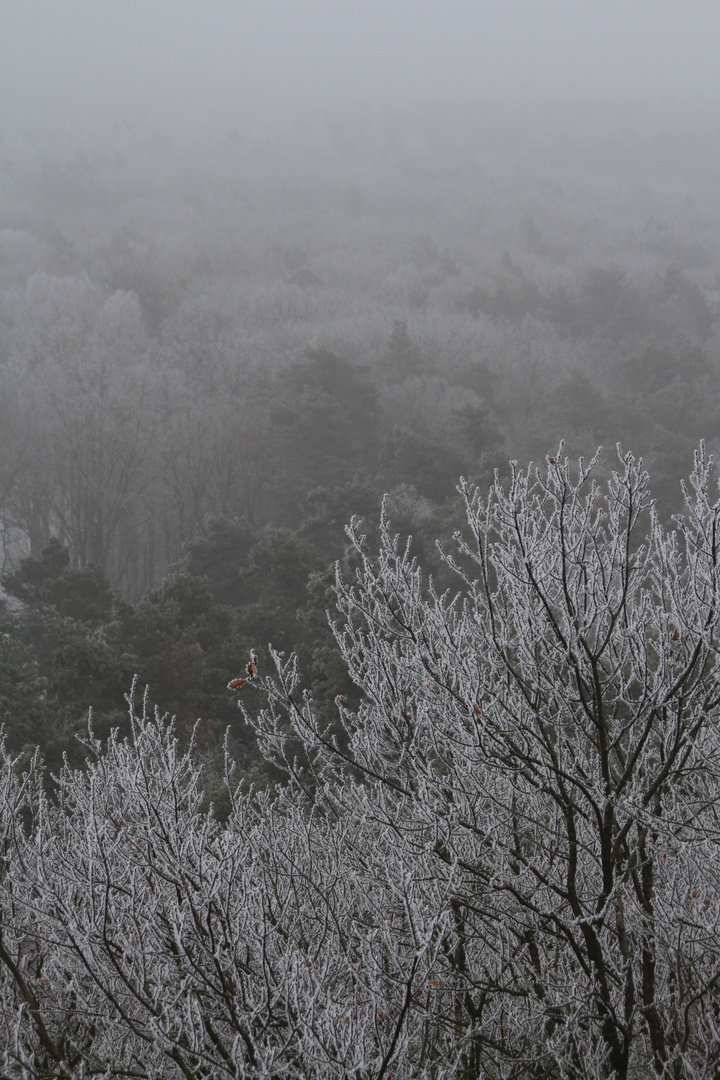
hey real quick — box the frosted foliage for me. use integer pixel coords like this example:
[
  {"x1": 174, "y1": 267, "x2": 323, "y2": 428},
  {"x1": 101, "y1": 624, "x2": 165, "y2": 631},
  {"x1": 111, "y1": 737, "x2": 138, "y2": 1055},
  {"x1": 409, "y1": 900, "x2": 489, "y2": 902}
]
[
  {"x1": 1, "y1": 447, "x2": 720, "y2": 1078},
  {"x1": 0, "y1": 696, "x2": 446, "y2": 1078},
  {"x1": 256, "y1": 445, "x2": 720, "y2": 1079}
]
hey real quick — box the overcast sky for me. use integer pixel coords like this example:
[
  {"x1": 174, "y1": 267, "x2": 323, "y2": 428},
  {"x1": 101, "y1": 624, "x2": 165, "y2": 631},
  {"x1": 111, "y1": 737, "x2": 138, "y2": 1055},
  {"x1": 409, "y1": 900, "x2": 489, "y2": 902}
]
[{"x1": 2, "y1": 0, "x2": 720, "y2": 131}]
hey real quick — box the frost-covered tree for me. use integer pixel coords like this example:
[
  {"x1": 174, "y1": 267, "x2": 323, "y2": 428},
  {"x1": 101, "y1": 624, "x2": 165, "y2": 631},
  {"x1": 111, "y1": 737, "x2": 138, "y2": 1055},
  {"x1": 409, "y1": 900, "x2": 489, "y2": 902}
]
[
  {"x1": 257, "y1": 444, "x2": 720, "y2": 1078},
  {"x1": 1, "y1": 446, "x2": 720, "y2": 1078},
  {"x1": 0, "y1": 690, "x2": 445, "y2": 1078}
]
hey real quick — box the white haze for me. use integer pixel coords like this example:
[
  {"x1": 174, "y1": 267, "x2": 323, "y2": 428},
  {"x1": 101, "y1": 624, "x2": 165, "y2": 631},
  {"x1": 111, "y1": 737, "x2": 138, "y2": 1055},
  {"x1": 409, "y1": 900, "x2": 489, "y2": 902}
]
[{"x1": 2, "y1": 0, "x2": 720, "y2": 134}]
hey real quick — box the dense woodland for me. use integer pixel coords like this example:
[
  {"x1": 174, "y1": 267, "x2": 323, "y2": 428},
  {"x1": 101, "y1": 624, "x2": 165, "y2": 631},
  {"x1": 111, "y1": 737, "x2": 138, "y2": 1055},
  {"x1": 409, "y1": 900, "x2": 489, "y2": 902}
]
[
  {"x1": 3, "y1": 449, "x2": 720, "y2": 1077},
  {"x1": 0, "y1": 101, "x2": 719, "y2": 774}
]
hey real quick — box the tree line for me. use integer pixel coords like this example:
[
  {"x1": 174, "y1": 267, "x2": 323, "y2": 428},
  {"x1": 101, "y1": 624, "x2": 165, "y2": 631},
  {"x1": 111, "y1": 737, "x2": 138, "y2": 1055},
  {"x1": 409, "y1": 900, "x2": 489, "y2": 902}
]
[{"x1": 1, "y1": 106, "x2": 718, "y2": 598}]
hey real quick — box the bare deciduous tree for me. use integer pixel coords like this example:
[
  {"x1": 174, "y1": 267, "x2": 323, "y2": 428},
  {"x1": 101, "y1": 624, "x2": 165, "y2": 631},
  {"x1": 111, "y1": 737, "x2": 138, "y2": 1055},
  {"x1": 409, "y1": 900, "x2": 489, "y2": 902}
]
[{"x1": 257, "y1": 444, "x2": 720, "y2": 1078}]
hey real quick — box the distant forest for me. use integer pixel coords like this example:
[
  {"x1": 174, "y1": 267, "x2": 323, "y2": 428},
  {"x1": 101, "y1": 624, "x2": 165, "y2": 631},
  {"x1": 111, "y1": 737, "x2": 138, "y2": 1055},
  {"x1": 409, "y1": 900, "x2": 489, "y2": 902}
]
[{"x1": 0, "y1": 101, "x2": 719, "y2": 775}]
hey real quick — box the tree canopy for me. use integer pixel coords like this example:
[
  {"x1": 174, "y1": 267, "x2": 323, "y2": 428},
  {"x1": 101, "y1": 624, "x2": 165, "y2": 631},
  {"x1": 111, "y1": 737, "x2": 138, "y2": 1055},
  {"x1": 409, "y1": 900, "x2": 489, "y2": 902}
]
[{"x1": 1, "y1": 447, "x2": 720, "y2": 1077}]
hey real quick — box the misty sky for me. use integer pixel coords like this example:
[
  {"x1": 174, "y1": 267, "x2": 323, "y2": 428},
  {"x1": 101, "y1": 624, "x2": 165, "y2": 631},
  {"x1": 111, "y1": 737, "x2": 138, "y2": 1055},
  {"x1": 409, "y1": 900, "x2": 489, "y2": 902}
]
[{"x1": 2, "y1": 0, "x2": 720, "y2": 131}]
